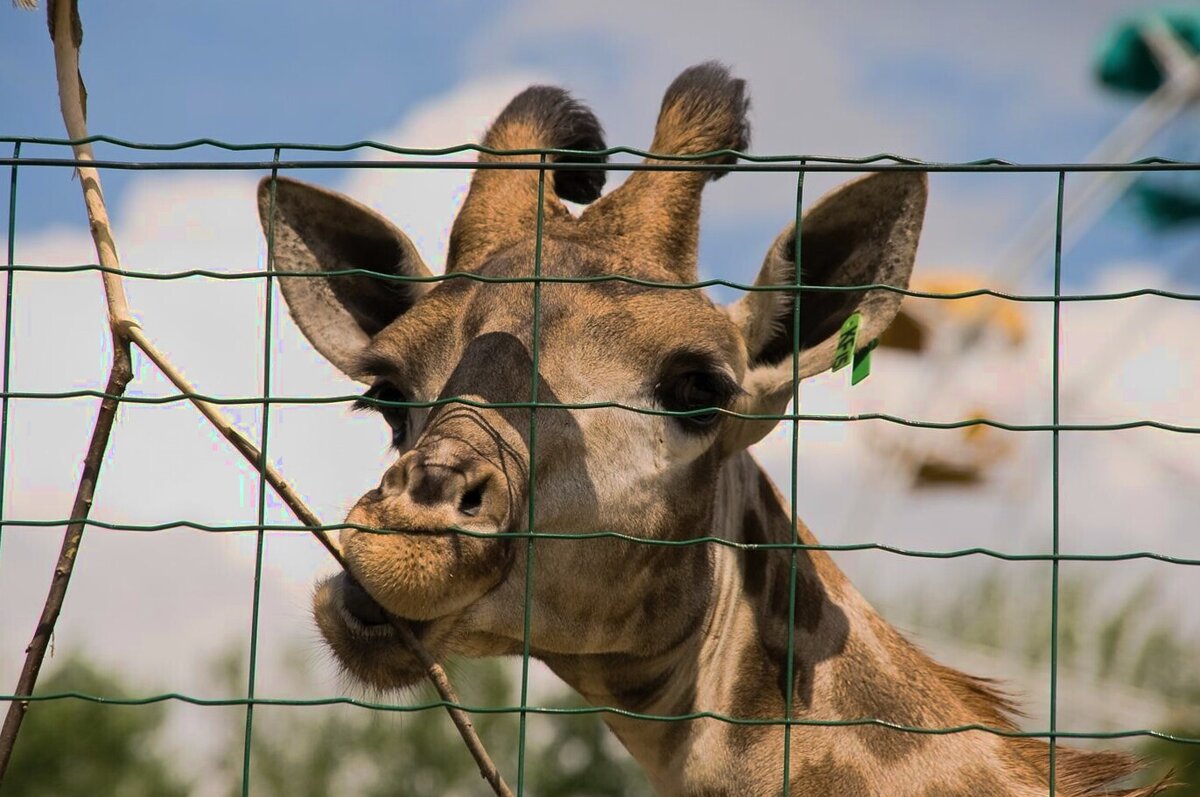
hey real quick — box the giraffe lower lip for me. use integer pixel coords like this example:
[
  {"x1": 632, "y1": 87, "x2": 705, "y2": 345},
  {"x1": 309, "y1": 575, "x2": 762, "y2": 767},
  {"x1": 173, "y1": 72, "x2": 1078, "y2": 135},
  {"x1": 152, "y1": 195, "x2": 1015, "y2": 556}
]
[
  {"x1": 340, "y1": 572, "x2": 433, "y2": 636},
  {"x1": 386, "y1": 526, "x2": 466, "y2": 537},
  {"x1": 343, "y1": 572, "x2": 390, "y2": 626}
]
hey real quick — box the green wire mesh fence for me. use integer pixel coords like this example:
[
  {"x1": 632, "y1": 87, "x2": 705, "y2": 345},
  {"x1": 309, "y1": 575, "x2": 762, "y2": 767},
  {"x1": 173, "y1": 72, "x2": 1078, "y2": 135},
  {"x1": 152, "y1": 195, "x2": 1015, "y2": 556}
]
[{"x1": 2, "y1": 136, "x2": 1200, "y2": 797}]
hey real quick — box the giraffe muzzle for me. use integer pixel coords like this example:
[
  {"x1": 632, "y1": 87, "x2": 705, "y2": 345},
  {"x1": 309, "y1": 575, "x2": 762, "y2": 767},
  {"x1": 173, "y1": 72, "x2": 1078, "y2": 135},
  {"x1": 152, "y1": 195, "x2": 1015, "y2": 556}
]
[{"x1": 336, "y1": 441, "x2": 519, "y2": 623}]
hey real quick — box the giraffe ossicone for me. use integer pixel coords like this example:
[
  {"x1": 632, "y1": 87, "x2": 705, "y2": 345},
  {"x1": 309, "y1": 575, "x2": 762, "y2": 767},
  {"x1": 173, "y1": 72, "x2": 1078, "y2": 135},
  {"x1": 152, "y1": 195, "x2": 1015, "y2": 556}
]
[{"x1": 257, "y1": 63, "x2": 1167, "y2": 797}]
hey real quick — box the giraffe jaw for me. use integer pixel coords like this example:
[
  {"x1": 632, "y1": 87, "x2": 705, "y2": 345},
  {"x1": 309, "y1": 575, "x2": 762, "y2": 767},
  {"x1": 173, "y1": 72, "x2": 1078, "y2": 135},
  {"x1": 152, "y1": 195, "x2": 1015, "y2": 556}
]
[{"x1": 313, "y1": 571, "x2": 439, "y2": 690}]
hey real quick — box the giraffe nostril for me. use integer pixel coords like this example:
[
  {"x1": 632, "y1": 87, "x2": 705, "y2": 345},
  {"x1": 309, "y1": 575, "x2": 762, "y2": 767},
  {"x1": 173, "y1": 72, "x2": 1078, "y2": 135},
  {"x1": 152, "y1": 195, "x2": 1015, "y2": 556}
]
[{"x1": 458, "y1": 482, "x2": 485, "y2": 517}]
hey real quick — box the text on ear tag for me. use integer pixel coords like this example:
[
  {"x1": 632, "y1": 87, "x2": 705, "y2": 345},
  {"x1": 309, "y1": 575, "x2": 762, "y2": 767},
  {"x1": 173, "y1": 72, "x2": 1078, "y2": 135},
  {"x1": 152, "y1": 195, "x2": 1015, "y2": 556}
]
[{"x1": 831, "y1": 312, "x2": 861, "y2": 373}]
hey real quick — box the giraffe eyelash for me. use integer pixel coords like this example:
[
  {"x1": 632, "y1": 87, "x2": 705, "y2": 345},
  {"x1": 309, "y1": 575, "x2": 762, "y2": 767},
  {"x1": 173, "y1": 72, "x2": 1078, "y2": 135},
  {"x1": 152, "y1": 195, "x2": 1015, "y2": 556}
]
[{"x1": 353, "y1": 383, "x2": 409, "y2": 413}]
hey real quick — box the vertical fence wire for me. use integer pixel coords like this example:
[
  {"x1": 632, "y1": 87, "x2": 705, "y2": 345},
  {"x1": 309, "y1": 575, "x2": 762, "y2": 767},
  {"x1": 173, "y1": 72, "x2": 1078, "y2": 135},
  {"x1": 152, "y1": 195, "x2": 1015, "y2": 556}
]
[
  {"x1": 515, "y1": 154, "x2": 549, "y2": 796},
  {"x1": 0, "y1": 142, "x2": 19, "y2": 563},
  {"x1": 241, "y1": 149, "x2": 282, "y2": 796},
  {"x1": 1048, "y1": 170, "x2": 1066, "y2": 795},
  {"x1": 781, "y1": 163, "x2": 805, "y2": 795}
]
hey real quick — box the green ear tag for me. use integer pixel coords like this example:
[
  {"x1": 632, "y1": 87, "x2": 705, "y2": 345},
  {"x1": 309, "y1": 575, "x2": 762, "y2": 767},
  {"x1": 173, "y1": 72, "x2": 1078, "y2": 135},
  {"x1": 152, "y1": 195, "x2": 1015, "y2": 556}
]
[
  {"x1": 831, "y1": 312, "x2": 861, "y2": 373},
  {"x1": 851, "y1": 339, "x2": 877, "y2": 385}
]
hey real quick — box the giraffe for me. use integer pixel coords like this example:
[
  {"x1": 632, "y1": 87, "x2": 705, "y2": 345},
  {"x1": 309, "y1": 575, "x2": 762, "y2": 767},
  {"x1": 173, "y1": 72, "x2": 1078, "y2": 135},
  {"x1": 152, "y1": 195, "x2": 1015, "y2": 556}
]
[{"x1": 257, "y1": 63, "x2": 1168, "y2": 796}]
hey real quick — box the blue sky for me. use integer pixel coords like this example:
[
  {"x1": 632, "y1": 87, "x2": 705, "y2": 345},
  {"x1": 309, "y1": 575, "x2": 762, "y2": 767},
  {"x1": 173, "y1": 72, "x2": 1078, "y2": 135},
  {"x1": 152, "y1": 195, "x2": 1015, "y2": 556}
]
[
  {"x1": 3, "y1": 0, "x2": 1196, "y2": 285},
  {"x1": 1, "y1": 3, "x2": 499, "y2": 230}
]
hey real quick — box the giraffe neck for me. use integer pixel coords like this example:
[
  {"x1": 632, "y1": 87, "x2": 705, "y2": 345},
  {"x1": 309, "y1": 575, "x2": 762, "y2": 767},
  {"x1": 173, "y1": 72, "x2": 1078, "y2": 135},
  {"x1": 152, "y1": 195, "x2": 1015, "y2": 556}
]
[{"x1": 544, "y1": 452, "x2": 1098, "y2": 797}]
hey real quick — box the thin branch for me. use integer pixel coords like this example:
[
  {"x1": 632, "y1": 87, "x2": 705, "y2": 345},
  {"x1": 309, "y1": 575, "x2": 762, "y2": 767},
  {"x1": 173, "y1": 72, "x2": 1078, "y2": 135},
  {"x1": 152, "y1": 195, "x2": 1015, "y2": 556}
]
[
  {"x1": 128, "y1": 327, "x2": 512, "y2": 796},
  {"x1": 0, "y1": 339, "x2": 132, "y2": 778},
  {"x1": 0, "y1": 0, "x2": 131, "y2": 780},
  {"x1": 388, "y1": 620, "x2": 516, "y2": 797},
  {"x1": 0, "y1": 2, "x2": 514, "y2": 794}
]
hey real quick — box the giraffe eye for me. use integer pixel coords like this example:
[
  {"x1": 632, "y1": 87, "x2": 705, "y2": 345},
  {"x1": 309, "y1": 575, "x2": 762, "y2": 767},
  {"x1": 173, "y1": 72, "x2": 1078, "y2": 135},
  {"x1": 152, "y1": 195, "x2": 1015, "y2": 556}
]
[
  {"x1": 658, "y1": 371, "x2": 731, "y2": 432},
  {"x1": 354, "y1": 382, "x2": 410, "y2": 448}
]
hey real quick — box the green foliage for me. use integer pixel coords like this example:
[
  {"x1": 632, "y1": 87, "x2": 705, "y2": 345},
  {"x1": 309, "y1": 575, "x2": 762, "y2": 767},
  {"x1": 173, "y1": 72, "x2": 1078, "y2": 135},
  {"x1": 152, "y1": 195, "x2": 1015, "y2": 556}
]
[
  {"x1": 1143, "y1": 730, "x2": 1200, "y2": 796},
  {"x1": 3, "y1": 645, "x2": 647, "y2": 796},
  {"x1": 1095, "y1": 9, "x2": 1200, "y2": 95},
  {"x1": 1, "y1": 655, "x2": 190, "y2": 797},
  {"x1": 902, "y1": 570, "x2": 1200, "y2": 702},
  {"x1": 900, "y1": 571, "x2": 1200, "y2": 793},
  {"x1": 213, "y1": 646, "x2": 648, "y2": 797},
  {"x1": 1130, "y1": 182, "x2": 1200, "y2": 230}
]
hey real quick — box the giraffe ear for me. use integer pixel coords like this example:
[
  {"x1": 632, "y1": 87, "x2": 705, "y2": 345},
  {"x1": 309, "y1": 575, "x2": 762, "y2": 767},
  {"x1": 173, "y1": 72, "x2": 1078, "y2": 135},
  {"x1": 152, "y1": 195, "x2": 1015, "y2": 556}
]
[
  {"x1": 722, "y1": 172, "x2": 927, "y2": 452},
  {"x1": 257, "y1": 176, "x2": 433, "y2": 379}
]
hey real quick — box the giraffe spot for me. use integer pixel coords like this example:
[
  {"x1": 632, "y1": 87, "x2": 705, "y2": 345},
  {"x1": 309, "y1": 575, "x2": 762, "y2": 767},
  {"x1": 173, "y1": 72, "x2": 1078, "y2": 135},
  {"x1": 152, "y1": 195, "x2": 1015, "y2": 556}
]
[
  {"x1": 726, "y1": 637, "x2": 787, "y2": 757},
  {"x1": 740, "y1": 508, "x2": 825, "y2": 633},
  {"x1": 830, "y1": 647, "x2": 929, "y2": 763},
  {"x1": 790, "y1": 752, "x2": 871, "y2": 797}
]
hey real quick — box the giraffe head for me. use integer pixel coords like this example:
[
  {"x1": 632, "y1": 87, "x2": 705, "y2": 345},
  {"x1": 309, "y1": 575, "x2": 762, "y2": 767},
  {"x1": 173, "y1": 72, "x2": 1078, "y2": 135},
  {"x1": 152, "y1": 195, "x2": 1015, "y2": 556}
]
[{"x1": 258, "y1": 63, "x2": 926, "y2": 690}]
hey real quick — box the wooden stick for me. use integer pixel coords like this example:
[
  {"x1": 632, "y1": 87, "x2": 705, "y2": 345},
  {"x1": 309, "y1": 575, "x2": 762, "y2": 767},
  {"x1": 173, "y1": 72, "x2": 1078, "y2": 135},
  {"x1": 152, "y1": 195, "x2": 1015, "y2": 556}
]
[
  {"x1": 0, "y1": 0, "x2": 133, "y2": 781},
  {"x1": 128, "y1": 325, "x2": 513, "y2": 796},
  {"x1": 389, "y1": 620, "x2": 515, "y2": 797},
  {"x1": 1, "y1": 3, "x2": 514, "y2": 794},
  {"x1": 124, "y1": 325, "x2": 343, "y2": 561},
  {"x1": 0, "y1": 338, "x2": 132, "y2": 780}
]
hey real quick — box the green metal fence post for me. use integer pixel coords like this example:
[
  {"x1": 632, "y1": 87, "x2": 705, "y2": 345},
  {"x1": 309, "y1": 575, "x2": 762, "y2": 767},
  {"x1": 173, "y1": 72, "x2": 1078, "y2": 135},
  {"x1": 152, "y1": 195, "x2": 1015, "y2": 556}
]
[
  {"x1": 241, "y1": 148, "x2": 282, "y2": 796},
  {"x1": 0, "y1": 141, "x2": 20, "y2": 563},
  {"x1": 516, "y1": 153, "x2": 549, "y2": 797},
  {"x1": 782, "y1": 162, "x2": 805, "y2": 795},
  {"x1": 1048, "y1": 171, "x2": 1066, "y2": 795}
]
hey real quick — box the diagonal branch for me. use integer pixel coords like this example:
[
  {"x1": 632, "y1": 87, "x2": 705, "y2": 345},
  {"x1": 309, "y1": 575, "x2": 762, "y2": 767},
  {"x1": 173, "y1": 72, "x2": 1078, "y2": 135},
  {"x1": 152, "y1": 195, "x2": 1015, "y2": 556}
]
[
  {"x1": 125, "y1": 325, "x2": 512, "y2": 795},
  {"x1": 0, "y1": 2, "x2": 513, "y2": 795}
]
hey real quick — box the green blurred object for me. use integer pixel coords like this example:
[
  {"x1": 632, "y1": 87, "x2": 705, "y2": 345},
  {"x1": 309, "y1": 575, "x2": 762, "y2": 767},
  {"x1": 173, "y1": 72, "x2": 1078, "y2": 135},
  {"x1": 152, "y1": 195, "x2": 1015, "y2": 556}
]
[
  {"x1": 1142, "y1": 727, "x2": 1200, "y2": 795},
  {"x1": 1095, "y1": 8, "x2": 1200, "y2": 94},
  {"x1": 3, "y1": 657, "x2": 191, "y2": 797},
  {"x1": 1130, "y1": 181, "x2": 1200, "y2": 228},
  {"x1": 210, "y1": 647, "x2": 649, "y2": 797}
]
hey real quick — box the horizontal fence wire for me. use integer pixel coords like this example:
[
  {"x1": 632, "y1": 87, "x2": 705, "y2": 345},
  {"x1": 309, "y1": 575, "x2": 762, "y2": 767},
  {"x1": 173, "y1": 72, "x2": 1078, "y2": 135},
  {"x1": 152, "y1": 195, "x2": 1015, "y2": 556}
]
[
  {"x1": 4, "y1": 391, "x2": 1199, "y2": 433},
  {"x1": 4, "y1": 138, "x2": 1200, "y2": 797},
  {"x1": 3, "y1": 518, "x2": 1200, "y2": 564},
  {"x1": 1, "y1": 690, "x2": 1198, "y2": 745},
  {"x1": 2, "y1": 135, "x2": 1200, "y2": 172},
  {"x1": 9, "y1": 262, "x2": 1200, "y2": 302},
  {"x1": 4, "y1": 134, "x2": 1200, "y2": 166}
]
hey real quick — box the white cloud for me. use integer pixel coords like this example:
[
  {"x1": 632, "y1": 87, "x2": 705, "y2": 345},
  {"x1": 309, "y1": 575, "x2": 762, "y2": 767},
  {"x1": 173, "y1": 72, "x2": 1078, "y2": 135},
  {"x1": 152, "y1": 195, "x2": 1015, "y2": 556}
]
[{"x1": 0, "y1": 73, "x2": 550, "y2": 699}]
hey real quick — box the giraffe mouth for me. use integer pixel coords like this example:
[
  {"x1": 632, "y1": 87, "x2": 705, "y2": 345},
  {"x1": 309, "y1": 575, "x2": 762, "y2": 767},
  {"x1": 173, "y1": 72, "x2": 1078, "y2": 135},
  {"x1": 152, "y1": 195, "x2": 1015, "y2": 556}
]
[
  {"x1": 314, "y1": 571, "x2": 440, "y2": 690},
  {"x1": 339, "y1": 515, "x2": 515, "y2": 622},
  {"x1": 340, "y1": 571, "x2": 393, "y2": 627},
  {"x1": 335, "y1": 572, "x2": 435, "y2": 641}
]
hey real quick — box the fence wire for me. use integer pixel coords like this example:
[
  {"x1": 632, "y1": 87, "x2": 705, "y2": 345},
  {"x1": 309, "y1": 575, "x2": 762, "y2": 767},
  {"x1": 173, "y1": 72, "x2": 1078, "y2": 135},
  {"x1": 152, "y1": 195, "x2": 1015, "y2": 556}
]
[{"x1": 2, "y1": 136, "x2": 1199, "y2": 797}]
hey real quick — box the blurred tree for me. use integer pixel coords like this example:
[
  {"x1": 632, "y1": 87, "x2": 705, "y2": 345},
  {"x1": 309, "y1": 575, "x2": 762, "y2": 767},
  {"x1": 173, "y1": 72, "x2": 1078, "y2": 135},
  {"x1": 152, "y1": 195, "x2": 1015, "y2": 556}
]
[
  {"x1": 213, "y1": 646, "x2": 648, "y2": 797},
  {"x1": 1, "y1": 655, "x2": 191, "y2": 797},
  {"x1": 1142, "y1": 729, "x2": 1200, "y2": 796},
  {"x1": 900, "y1": 572, "x2": 1200, "y2": 793}
]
